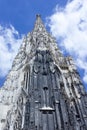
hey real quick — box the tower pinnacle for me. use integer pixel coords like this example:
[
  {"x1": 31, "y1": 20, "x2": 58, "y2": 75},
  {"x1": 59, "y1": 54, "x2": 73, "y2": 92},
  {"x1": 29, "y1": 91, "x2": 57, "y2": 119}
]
[
  {"x1": 33, "y1": 14, "x2": 46, "y2": 33},
  {"x1": 36, "y1": 14, "x2": 41, "y2": 18}
]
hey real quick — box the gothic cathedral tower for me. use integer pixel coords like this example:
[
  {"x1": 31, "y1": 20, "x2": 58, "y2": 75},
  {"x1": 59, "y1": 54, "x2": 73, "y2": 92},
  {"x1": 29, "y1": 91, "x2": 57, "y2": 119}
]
[{"x1": 0, "y1": 15, "x2": 87, "y2": 130}]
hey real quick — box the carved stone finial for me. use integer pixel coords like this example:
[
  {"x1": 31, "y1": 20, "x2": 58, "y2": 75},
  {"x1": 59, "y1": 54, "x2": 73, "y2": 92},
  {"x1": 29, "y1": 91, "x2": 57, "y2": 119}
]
[{"x1": 36, "y1": 14, "x2": 41, "y2": 18}]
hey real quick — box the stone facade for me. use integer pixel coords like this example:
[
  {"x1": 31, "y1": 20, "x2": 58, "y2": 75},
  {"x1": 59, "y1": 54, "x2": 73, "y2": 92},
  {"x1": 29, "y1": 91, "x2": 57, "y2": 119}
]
[{"x1": 0, "y1": 15, "x2": 87, "y2": 130}]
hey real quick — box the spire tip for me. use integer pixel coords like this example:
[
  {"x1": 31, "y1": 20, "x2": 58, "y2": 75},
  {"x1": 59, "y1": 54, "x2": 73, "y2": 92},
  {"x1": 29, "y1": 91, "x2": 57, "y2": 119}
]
[{"x1": 36, "y1": 14, "x2": 41, "y2": 18}]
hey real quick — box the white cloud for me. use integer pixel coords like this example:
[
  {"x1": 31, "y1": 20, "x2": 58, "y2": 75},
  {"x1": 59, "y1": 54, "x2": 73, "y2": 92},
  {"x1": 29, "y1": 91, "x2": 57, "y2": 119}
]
[
  {"x1": 0, "y1": 25, "x2": 23, "y2": 77},
  {"x1": 47, "y1": 0, "x2": 87, "y2": 84}
]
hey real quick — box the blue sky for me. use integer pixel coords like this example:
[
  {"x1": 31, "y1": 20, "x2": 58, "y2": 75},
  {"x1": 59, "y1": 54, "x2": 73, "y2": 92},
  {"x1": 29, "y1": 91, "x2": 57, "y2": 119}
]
[
  {"x1": 0, "y1": 0, "x2": 67, "y2": 34},
  {"x1": 0, "y1": 0, "x2": 87, "y2": 90}
]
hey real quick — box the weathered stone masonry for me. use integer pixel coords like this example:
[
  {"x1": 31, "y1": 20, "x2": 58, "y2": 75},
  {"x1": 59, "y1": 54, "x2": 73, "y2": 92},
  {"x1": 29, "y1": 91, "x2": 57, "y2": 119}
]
[{"x1": 0, "y1": 15, "x2": 87, "y2": 130}]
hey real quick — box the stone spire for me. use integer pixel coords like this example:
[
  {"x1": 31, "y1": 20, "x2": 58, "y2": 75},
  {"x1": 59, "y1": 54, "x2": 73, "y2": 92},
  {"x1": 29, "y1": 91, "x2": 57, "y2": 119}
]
[
  {"x1": 33, "y1": 14, "x2": 46, "y2": 33},
  {"x1": 0, "y1": 15, "x2": 87, "y2": 130}
]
